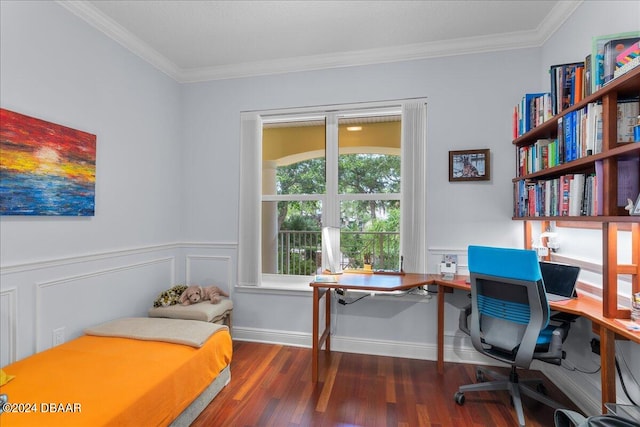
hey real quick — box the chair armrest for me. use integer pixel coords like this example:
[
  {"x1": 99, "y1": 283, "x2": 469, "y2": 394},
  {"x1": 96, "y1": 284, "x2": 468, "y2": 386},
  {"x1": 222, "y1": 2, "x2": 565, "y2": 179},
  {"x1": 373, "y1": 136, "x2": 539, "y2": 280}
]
[{"x1": 534, "y1": 321, "x2": 571, "y2": 365}]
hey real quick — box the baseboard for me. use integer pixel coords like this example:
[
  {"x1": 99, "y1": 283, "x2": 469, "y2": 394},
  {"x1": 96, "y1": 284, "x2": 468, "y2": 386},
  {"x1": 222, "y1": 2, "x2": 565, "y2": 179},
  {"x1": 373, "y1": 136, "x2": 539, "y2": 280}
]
[
  {"x1": 233, "y1": 327, "x2": 311, "y2": 348},
  {"x1": 539, "y1": 362, "x2": 601, "y2": 416},
  {"x1": 233, "y1": 327, "x2": 500, "y2": 367}
]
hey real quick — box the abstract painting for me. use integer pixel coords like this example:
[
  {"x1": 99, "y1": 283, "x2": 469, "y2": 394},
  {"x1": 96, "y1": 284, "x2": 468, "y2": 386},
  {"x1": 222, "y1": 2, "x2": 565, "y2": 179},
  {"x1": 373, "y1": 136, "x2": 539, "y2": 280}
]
[{"x1": 0, "y1": 108, "x2": 96, "y2": 216}]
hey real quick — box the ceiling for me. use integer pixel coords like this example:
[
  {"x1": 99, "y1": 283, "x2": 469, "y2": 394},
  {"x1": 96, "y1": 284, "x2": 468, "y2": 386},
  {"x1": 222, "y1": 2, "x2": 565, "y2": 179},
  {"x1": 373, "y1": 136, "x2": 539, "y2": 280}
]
[{"x1": 58, "y1": 0, "x2": 583, "y2": 83}]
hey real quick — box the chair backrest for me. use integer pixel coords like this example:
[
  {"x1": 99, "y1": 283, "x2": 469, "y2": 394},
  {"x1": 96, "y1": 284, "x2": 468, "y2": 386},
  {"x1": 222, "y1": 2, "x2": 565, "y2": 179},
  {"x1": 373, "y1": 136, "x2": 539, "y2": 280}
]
[{"x1": 467, "y1": 245, "x2": 551, "y2": 368}]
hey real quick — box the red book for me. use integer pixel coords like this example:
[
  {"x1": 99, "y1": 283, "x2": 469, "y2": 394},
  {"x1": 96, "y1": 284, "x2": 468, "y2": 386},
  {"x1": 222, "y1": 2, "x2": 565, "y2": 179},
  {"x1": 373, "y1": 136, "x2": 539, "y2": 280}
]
[{"x1": 561, "y1": 174, "x2": 574, "y2": 216}]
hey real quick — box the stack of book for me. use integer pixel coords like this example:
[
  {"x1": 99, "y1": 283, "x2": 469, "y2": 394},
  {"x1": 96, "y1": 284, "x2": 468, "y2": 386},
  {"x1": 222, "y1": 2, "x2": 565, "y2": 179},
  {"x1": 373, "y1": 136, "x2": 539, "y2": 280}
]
[
  {"x1": 513, "y1": 92, "x2": 551, "y2": 138},
  {"x1": 514, "y1": 158, "x2": 639, "y2": 218},
  {"x1": 550, "y1": 62, "x2": 585, "y2": 115},
  {"x1": 516, "y1": 98, "x2": 638, "y2": 166},
  {"x1": 517, "y1": 139, "x2": 559, "y2": 176},
  {"x1": 514, "y1": 173, "x2": 598, "y2": 218},
  {"x1": 516, "y1": 101, "x2": 606, "y2": 176},
  {"x1": 557, "y1": 101, "x2": 603, "y2": 161}
]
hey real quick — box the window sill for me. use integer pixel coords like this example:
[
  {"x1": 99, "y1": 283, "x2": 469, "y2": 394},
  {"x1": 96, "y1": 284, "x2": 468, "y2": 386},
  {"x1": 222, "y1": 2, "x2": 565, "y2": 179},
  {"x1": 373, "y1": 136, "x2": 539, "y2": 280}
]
[
  {"x1": 235, "y1": 274, "x2": 314, "y2": 296},
  {"x1": 234, "y1": 274, "x2": 435, "y2": 303}
]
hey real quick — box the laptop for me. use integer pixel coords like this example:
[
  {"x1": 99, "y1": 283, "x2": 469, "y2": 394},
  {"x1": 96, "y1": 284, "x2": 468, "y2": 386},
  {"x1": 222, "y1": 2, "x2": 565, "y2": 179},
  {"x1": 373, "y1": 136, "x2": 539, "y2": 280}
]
[{"x1": 539, "y1": 261, "x2": 581, "y2": 301}]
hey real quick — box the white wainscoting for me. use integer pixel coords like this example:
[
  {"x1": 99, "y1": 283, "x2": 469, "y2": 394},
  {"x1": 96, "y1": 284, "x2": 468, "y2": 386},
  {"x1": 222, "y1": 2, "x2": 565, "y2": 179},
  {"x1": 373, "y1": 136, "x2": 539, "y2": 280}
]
[
  {"x1": 0, "y1": 242, "x2": 238, "y2": 365},
  {"x1": 0, "y1": 288, "x2": 17, "y2": 366},
  {"x1": 35, "y1": 257, "x2": 175, "y2": 352}
]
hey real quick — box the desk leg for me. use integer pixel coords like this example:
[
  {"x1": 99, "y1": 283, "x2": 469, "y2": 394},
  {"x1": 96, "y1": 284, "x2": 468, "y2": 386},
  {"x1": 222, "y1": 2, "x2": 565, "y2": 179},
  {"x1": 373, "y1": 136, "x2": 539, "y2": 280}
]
[
  {"x1": 312, "y1": 288, "x2": 331, "y2": 383},
  {"x1": 325, "y1": 288, "x2": 331, "y2": 352},
  {"x1": 600, "y1": 327, "x2": 616, "y2": 412},
  {"x1": 437, "y1": 284, "x2": 445, "y2": 374},
  {"x1": 312, "y1": 287, "x2": 319, "y2": 383}
]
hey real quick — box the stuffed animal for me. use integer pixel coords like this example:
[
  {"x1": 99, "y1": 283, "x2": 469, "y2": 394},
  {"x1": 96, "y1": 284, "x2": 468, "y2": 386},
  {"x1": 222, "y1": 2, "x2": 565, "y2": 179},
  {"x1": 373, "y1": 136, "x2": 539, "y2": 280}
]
[
  {"x1": 153, "y1": 284, "x2": 188, "y2": 307},
  {"x1": 201, "y1": 285, "x2": 229, "y2": 304},
  {"x1": 179, "y1": 285, "x2": 229, "y2": 305}
]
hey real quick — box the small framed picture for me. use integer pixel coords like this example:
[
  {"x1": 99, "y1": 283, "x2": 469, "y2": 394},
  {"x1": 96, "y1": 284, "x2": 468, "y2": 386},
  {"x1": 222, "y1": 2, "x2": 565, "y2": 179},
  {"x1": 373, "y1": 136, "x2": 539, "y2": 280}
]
[{"x1": 449, "y1": 149, "x2": 490, "y2": 182}]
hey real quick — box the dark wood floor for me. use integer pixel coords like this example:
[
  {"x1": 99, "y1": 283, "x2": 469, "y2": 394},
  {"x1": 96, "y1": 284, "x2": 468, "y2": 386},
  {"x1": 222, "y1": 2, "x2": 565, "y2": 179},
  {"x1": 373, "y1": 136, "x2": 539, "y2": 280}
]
[{"x1": 192, "y1": 341, "x2": 580, "y2": 426}]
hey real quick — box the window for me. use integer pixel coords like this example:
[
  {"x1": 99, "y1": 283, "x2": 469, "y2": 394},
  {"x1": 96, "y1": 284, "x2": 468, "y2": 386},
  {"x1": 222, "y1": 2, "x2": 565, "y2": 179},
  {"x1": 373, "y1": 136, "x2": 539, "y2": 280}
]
[{"x1": 239, "y1": 100, "x2": 427, "y2": 288}]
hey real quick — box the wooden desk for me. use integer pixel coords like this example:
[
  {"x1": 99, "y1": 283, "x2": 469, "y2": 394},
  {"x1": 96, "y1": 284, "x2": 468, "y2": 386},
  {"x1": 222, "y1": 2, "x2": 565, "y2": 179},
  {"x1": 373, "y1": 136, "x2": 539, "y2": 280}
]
[
  {"x1": 434, "y1": 276, "x2": 640, "y2": 412},
  {"x1": 310, "y1": 272, "x2": 639, "y2": 409},
  {"x1": 310, "y1": 272, "x2": 431, "y2": 383}
]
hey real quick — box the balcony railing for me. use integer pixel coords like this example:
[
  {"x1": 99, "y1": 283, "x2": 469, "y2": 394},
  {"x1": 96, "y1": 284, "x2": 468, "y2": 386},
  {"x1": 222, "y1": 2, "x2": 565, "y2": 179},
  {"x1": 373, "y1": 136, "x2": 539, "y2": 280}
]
[{"x1": 276, "y1": 230, "x2": 400, "y2": 275}]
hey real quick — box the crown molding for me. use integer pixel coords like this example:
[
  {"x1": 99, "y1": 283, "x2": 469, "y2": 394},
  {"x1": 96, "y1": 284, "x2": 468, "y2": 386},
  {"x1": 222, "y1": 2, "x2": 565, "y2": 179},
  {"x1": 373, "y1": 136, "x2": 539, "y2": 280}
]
[
  {"x1": 179, "y1": 29, "x2": 541, "y2": 83},
  {"x1": 537, "y1": 0, "x2": 583, "y2": 44},
  {"x1": 56, "y1": 0, "x2": 181, "y2": 80},
  {"x1": 57, "y1": 0, "x2": 583, "y2": 83}
]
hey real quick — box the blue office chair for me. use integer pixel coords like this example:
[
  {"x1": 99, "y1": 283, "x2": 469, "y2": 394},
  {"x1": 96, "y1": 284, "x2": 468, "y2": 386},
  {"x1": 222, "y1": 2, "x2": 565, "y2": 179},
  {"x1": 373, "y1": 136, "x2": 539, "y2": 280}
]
[{"x1": 454, "y1": 245, "x2": 571, "y2": 427}]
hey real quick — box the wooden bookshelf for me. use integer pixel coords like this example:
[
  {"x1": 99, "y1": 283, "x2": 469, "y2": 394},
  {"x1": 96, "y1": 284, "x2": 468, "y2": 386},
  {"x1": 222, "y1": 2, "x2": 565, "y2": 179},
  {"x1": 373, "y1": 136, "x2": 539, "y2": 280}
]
[{"x1": 512, "y1": 66, "x2": 640, "y2": 319}]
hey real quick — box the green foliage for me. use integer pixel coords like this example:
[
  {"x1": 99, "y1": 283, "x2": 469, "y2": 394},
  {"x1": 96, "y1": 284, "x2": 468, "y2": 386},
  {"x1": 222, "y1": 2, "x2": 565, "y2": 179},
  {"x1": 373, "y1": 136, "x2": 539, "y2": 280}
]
[
  {"x1": 277, "y1": 158, "x2": 325, "y2": 195},
  {"x1": 339, "y1": 154, "x2": 400, "y2": 194},
  {"x1": 281, "y1": 211, "x2": 321, "y2": 231},
  {"x1": 274, "y1": 153, "x2": 401, "y2": 273}
]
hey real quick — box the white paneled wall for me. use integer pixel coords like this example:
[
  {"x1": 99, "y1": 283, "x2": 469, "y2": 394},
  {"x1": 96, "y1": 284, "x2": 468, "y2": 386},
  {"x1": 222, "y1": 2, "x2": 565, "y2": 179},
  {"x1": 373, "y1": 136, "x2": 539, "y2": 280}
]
[
  {"x1": 0, "y1": 289, "x2": 17, "y2": 365},
  {"x1": 0, "y1": 243, "x2": 237, "y2": 366},
  {"x1": 185, "y1": 253, "x2": 235, "y2": 295},
  {"x1": 35, "y1": 257, "x2": 175, "y2": 352}
]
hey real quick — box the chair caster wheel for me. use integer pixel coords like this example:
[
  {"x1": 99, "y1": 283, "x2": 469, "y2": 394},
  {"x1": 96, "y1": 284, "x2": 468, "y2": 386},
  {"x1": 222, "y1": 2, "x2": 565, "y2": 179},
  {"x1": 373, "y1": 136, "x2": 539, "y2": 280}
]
[
  {"x1": 454, "y1": 391, "x2": 465, "y2": 405},
  {"x1": 476, "y1": 370, "x2": 485, "y2": 382}
]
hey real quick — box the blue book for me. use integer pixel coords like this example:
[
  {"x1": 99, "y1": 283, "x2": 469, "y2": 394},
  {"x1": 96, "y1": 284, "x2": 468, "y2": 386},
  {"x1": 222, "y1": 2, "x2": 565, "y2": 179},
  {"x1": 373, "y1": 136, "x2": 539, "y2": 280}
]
[
  {"x1": 564, "y1": 112, "x2": 572, "y2": 162},
  {"x1": 520, "y1": 93, "x2": 547, "y2": 135}
]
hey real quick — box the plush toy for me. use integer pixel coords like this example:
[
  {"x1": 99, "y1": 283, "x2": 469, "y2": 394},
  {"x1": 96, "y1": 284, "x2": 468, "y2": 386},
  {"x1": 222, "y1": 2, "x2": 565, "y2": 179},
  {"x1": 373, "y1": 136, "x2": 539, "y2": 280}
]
[
  {"x1": 201, "y1": 285, "x2": 229, "y2": 304},
  {"x1": 179, "y1": 285, "x2": 229, "y2": 305},
  {"x1": 153, "y1": 284, "x2": 188, "y2": 307}
]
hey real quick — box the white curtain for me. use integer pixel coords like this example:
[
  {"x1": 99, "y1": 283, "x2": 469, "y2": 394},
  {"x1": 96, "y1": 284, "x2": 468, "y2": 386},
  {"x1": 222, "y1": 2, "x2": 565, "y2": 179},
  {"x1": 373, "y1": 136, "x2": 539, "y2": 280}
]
[
  {"x1": 400, "y1": 102, "x2": 428, "y2": 273},
  {"x1": 237, "y1": 112, "x2": 262, "y2": 286}
]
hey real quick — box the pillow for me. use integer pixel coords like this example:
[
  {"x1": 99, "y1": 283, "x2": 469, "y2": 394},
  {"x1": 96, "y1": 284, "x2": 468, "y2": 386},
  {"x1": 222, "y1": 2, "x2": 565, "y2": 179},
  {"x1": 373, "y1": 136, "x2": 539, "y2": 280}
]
[
  {"x1": 0, "y1": 369, "x2": 15, "y2": 386},
  {"x1": 148, "y1": 299, "x2": 233, "y2": 323},
  {"x1": 152, "y1": 284, "x2": 188, "y2": 307}
]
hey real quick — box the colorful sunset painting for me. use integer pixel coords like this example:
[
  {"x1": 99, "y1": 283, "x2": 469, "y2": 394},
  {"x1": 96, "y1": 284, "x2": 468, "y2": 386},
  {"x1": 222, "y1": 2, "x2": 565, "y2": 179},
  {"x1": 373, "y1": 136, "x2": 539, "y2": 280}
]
[{"x1": 0, "y1": 108, "x2": 96, "y2": 216}]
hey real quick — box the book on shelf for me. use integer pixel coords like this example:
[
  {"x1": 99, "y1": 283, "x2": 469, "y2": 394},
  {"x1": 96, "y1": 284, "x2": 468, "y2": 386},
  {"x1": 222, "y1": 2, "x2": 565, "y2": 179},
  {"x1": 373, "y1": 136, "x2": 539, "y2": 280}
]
[
  {"x1": 617, "y1": 98, "x2": 640, "y2": 143},
  {"x1": 603, "y1": 36, "x2": 640, "y2": 85},
  {"x1": 557, "y1": 116, "x2": 565, "y2": 164},
  {"x1": 584, "y1": 102, "x2": 603, "y2": 155},
  {"x1": 517, "y1": 139, "x2": 561, "y2": 176},
  {"x1": 595, "y1": 160, "x2": 603, "y2": 216},
  {"x1": 618, "y1": 157, "x2": 640, "y2": 207},
  {"x1": 584, "y1": 54, "x2": 592, "y2": 97},
  {"x1": 516, "y1": 100, "x2": 609, "y2": 176},
  {"x1": 549, "y1": 62, "x2": 584, "y2": 115},
  {"x1": 569, "y1": 174, "x2": 585, "y2": 216},
  {"x1": 592, "y1": 31, "x2": 640, "y2": 92},
  {"x1": 515, "y1": 92, "x2": 549, "y2": 137},
  {"x1": 559, "y1": 103, "x2": 603, "y2": 161},
  {"x1": 514, "y1": 173, "x2": 598, "y2": 218},
  {"x1": 561, "y1": 174, "x2": 572, "y2": 216},
  {"x1": 613, "y1": 41, "x2": 640, "y2": 80}
]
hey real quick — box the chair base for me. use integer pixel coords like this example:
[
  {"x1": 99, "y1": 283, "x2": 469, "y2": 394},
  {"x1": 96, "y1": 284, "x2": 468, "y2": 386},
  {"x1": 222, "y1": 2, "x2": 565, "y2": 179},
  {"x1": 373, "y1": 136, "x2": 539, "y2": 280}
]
[{"x1": 454, "y1": 366, "x2": 564, "y2": 427}]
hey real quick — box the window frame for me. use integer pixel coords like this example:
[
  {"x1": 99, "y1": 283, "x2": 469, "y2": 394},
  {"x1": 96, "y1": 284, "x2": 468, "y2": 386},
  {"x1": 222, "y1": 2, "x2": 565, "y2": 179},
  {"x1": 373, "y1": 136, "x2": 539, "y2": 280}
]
[{"x1": 238, "y1": 99, "x2": 428, "y2": 289}]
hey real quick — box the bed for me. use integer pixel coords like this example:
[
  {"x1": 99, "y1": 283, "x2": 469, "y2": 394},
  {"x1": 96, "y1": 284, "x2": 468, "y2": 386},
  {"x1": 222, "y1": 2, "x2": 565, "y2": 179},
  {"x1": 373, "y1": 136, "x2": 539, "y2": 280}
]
[{"x1": 0, "y1": 317, "x2": 232, "y2": 426}]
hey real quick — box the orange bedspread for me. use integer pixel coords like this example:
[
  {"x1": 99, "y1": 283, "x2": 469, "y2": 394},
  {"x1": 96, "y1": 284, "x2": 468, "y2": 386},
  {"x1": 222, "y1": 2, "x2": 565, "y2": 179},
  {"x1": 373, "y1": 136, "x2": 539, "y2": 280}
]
[{"x1": 0, "y1": 327, "x2": 232, "y2": 426}]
